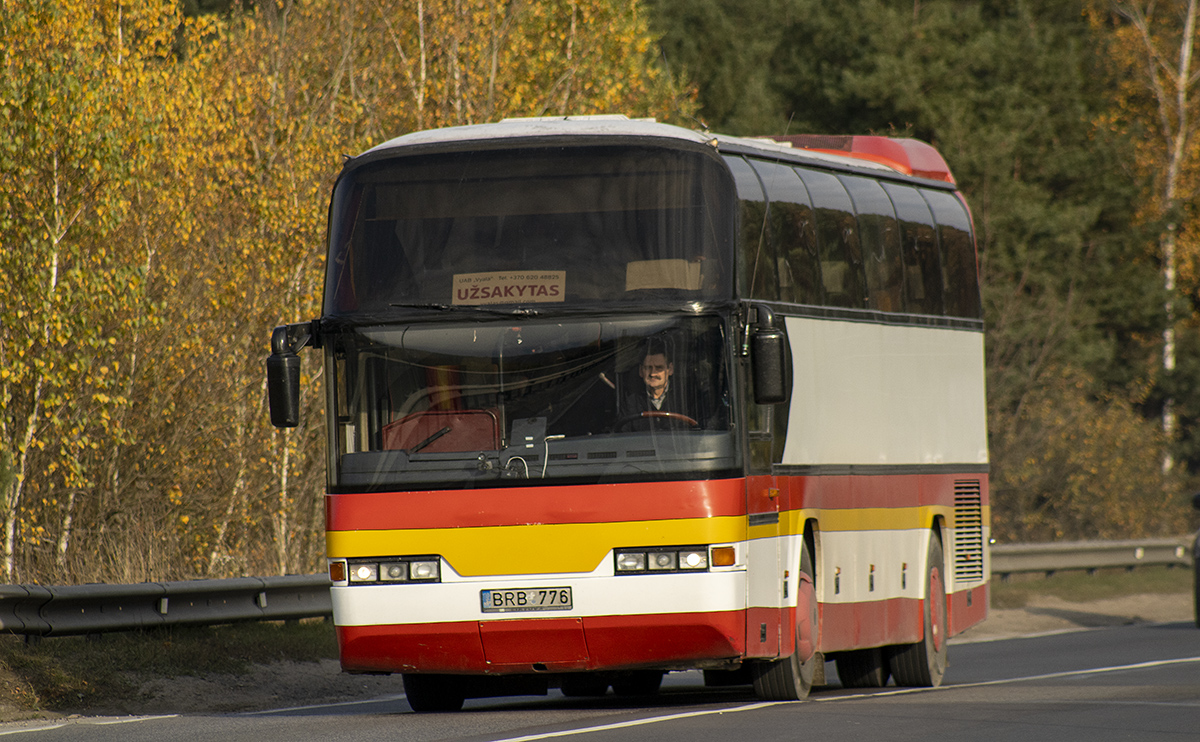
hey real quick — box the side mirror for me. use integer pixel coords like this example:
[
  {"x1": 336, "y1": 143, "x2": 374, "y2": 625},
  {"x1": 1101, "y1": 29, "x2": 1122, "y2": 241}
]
[
  {"x1": 267, "y1": 322, "x2": 316, "y2": 428},
  {"x1": 267, "y1": 351, "x2": 302, "y2": 428},
  {"x1": 749, "y1": 305, "x2": 788, "y2": 405}
]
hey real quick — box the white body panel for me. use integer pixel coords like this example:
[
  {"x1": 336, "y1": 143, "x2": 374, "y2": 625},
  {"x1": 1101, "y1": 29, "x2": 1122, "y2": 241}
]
[{"x1": 781, "y1": 317, "x2": 988, "y2": 467}]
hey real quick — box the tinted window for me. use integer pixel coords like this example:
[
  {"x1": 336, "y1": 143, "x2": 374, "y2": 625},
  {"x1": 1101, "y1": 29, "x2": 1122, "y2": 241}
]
[
  {"x1": 882, "y1": 183, "x2": 942, "y2": 315},
  {"x1": 840, "y1": 175, "x2": 903, "y2": 312},
  {"x1": 922, "y1": 190, "x2": 981, "y2": 318},
  {"x1": 725, "y1": 156, "x2": 779, "y2": 300},
  {"x1": 749, "y1": 160, "x2": 821, "y2": 305},
  {"x1": 325, "y1": 146, "x2": 736, "y2": 314},
  {"x1": 796, "y1": 168, "x2": 864, "y2": 309}
]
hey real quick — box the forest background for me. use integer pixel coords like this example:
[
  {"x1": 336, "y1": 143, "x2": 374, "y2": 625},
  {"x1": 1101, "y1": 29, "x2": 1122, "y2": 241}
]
[{"x1": 1, "y1": 0, "x2": 1197, "y2": 584}]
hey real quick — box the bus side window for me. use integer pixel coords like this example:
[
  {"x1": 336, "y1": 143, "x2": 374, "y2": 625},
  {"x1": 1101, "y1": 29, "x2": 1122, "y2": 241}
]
[
  {"x1": 839, "y1": 174, "x2": 903, "y2": 313},
  {"x1": 796, "y1": 168, "x2": 865, "y2": 309},
  {"x1": 750, "y1": 161, "x2": 821, "y2": 305},
  {"x1": 922, "y1": 190, "x2": 982, "y2": 319},
  {"x1": 882, "y1": 182, "x2": 943, "y2": 316},
  {"x1": 724, "y1": 156, "x2": 780, "y2": 301}
]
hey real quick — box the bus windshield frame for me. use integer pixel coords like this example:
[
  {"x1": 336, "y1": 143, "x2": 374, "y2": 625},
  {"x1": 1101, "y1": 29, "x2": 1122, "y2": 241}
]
[
  {"x1": 324, "y1": 313, "x2": 740, "y2": 492},
  {"x1": 323, "y1": 143, "x2": 737, "y2": 316}
]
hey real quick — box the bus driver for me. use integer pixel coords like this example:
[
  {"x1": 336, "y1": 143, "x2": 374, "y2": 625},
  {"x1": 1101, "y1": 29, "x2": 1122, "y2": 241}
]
[{"x1": 618, "y1": 340, "x2": 694, "y2": 428}]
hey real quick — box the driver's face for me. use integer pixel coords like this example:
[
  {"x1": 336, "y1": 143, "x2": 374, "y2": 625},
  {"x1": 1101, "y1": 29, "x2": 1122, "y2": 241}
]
[{"x1": 639, "y1": 353, "x2": 673, "y2": 399}]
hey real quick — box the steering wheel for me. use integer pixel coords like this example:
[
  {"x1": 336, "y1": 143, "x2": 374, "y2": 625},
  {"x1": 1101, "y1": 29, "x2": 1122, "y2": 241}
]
[{"x1": 613, "y1": 411, "x2": 700, "y2": 431}]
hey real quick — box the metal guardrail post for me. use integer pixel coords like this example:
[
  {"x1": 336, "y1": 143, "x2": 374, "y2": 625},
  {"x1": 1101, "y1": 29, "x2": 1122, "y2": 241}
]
[{"x1": 0, "y1": 584, "x2": 52, "y2": 635}]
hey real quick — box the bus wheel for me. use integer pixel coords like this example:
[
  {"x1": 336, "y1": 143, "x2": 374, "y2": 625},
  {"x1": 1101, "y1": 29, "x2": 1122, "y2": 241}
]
[
  {"x1": 836, "y1": 647, "x2": 889, "y2": 688},
  {"x1": 611, "y1": 670, "x2": 663, "y2": 697},
  {"x1": 887, "y1": 535, "x2": 948, "y2": 687},
  {"x1": 402, "y1": 674, "x2": 466, "y2": 712},
  {"x1": 561, "y1": 674, "x2": 609, "y2": 697},
  {"x1": 752, "y1": 543, "x2": 817, "y2": 701}
]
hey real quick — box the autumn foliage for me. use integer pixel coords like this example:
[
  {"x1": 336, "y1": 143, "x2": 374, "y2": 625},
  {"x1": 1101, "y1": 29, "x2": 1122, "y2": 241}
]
[
  {"x1": 0, "y1": 0, "x2": 691, "y2": 583},
  {"x1": 2, "y1": 0, "x2": 1197, "y2": 585}
]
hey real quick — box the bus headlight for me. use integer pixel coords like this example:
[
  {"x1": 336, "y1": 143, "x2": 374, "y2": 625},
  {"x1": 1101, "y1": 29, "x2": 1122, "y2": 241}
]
[
  {"x1": 343, "y1": 556, "x2": 442, "y2": 584},
  {"x1": 409, "y1": 560, "x2": 440, "y2": 580},
  {"x1": 379, "y1": 562, "x2": 408, "y2": 582},
  {"x1": 648, "y1": 551, "x2": 677, "y2": 570},
  {"x1": 615, "y1": 546, "x2": 710, "y2": 574},
  {"x1": 616, "y1": 552, "x2": 647, "y2": 572}
]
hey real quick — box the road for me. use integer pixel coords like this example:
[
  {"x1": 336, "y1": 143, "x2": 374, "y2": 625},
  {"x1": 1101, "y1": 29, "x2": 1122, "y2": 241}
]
[{"x1": 1, "y1": 621, "x2": 1195, "y2": 741}]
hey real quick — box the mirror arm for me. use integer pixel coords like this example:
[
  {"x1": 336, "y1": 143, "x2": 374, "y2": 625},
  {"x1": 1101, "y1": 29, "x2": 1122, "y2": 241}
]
[{"x1": 271, "y1": 320, "x2": 320, "y2": 357}]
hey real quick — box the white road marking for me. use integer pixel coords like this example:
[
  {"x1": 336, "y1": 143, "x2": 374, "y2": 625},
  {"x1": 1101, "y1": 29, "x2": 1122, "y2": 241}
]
[{"x1": 488, "y1": 702, "x2": 784, "y2": 741}]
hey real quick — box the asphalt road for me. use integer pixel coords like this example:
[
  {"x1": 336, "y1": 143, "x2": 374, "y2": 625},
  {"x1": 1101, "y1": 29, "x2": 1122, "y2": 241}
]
[{"x1": 2, "y1": 621, "x2": 1196, "y2": 741}]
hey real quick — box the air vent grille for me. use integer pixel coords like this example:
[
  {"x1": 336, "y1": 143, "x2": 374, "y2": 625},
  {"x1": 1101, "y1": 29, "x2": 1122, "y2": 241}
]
[{"x1": 953, "y1": 479, "x2": 985, "y2": 583}]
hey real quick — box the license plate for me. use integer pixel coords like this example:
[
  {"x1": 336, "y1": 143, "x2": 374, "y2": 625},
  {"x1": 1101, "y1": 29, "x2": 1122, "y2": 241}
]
[{"x1": 480, "y1": 586, "x2": 573, "y2": 613}]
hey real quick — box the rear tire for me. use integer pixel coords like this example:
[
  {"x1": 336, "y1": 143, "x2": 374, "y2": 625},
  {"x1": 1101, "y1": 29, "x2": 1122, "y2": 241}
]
[
  {"x1": 752, "y1": 541, "x2": 817, "y2": 701},
  {"x1": 836, "y1": 647, "x2": 889, "y2": 688},
  {"x1": 888, "y1": 535, "x2": 948, "y2": 687},
  {"x1": 402, "y1": 674, "x2": 465, "y2": 712}
]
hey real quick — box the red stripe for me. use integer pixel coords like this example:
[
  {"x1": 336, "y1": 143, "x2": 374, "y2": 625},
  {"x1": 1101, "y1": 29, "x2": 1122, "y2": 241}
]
[
  {"x1": 744, "y1": 606, "x2": 783, "y2": 658},
  {"x1": 336, "y1": 611, "x2": 746, "y2": 675},
  {"x1": 339, "y1": 621, "x2": 486, "y2": 674},
  {"x1": 328, "y1": 473, "x2": 989, "y2": 533},
  {"x1": 480, "y1": 618, "x2": 589, "y2": 669},
  {"x1": 948, "y1": 583, "x2": 988, "y2": 635},
  {"x1": 818, "y1": 598, "x2": 923, "y2": 652},
  {"x1": 327, "y1": 478, "x2": 747, "y2": 531},
  {"x1": 782, "y1": 472, "x2": 990, "y2": 512},
  {"x1": 336, "y1": 593, "x2": 986, "y2": 675}
]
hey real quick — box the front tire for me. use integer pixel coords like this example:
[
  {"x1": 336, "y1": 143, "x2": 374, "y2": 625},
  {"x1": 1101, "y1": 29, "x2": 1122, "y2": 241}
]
[
  {"x1": 403, "y1": 674, "x2": 465, "y2": 712},
  {"x1": 752, "y1": 541, "x2": 818, "y2": 701},
  {"x1": 561, "y1": 674, "x2": 609, "y2": 697},
  {"x1": 888, "y1": 535, "x2": 948, "y2": 687},
  {"x1": 611, "y1": 670, "x2": 663, "y2": 697}
]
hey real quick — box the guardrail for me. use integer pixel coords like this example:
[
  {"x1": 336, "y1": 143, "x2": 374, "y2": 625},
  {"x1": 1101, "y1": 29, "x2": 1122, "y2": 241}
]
[
  {"x1": 991, "y1": 537, "x2": 1193, "y2": 580},
  {"x1": 0, "y1": 574, "x2": 331, "y2": 637},
  {"x1": 0, "y1": 537, "x2": 1192, "y2": 637}
]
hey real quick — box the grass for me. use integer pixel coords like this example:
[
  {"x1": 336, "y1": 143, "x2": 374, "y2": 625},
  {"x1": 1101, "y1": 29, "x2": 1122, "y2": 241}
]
[
  {"x1": 0, "y1": 619, "x2": 337, "y2": 716},
  {"x1": 990, "y1": 564, "x2": 1194, "y2": 609}
]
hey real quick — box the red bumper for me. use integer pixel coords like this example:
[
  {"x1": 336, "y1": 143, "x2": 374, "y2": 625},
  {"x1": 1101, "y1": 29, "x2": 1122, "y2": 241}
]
[{"x1": 337, "y1": 611, "x2": 746, "y2": 674}]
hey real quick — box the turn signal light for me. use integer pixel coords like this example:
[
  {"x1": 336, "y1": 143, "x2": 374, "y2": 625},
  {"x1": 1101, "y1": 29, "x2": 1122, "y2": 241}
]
[
  {"x1": 711, "y1": 546, "x2": 736, "y2": 567},
  {"x1": 329, "y1": 560, "x2": 346, "y2": 582}
]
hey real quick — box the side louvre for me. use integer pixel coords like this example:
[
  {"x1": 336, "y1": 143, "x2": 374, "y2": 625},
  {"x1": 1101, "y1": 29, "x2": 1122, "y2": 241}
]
[{"x1": 952, "y1": 480, "x2": 985, "y2": 583}]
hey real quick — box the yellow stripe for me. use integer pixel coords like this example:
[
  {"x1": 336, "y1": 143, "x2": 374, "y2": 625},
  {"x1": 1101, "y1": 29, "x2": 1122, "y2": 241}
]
[
  {"x1": 327, "y1": 516, "x2": 747, "y2": 576},
  {"x1": 777, "y1": 505, "x2": 991, "y2": 536},
  {"x1": 328, "y1": 504, "x2": 992, "y2": 577}
]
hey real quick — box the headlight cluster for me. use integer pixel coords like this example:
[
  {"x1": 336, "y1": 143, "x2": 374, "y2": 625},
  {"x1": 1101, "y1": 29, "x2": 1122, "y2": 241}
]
[
  {"x1": 615, "y1": 546, "x2": 714, "y2": 574},
  {"x1": 332, "y1": 556, "x2": 441, "y2": 584}
]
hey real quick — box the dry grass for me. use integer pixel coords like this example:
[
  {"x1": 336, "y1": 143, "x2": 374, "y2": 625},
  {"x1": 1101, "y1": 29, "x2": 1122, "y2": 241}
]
[{"x1": 0, "y1": 619, "x2": 337, "y2": 716}]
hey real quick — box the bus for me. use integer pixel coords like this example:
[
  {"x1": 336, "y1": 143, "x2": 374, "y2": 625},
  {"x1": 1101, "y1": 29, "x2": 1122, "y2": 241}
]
[{"x1": 266, "y1": 115, "x2": 989, "y2": 712}]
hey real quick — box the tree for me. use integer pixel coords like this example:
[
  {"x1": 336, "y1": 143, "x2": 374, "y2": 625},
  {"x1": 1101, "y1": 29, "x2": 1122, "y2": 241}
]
[
  {"x1": 1094, "y1": 1, "x2": 1200, "y2": 473},
  {"x1": 646, "y1": 0, "x2": 1190, "y2": 540},
  {"x1": 1, "y1": 0, "x2": 694, "y2": 583}
]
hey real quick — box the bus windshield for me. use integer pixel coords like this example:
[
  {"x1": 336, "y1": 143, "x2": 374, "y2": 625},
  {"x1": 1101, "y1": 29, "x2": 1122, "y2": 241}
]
[
  {"x1": 324, "y1": 145, "x2": 736, "y2": 314},
  {"x1": 327, "y1": 314, "x2": 737, "y2": 491}
]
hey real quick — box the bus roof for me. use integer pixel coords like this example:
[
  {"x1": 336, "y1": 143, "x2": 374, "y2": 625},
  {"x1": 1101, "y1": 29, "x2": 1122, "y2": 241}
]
[{"x1": 354, "y1": 116, "x2": 954, "y2": 185}]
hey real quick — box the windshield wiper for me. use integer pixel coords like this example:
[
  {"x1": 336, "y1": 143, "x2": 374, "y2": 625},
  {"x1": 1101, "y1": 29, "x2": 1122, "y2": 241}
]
[{"x1": 390, "y1": 302, "x2": 540, "y2": 317}]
